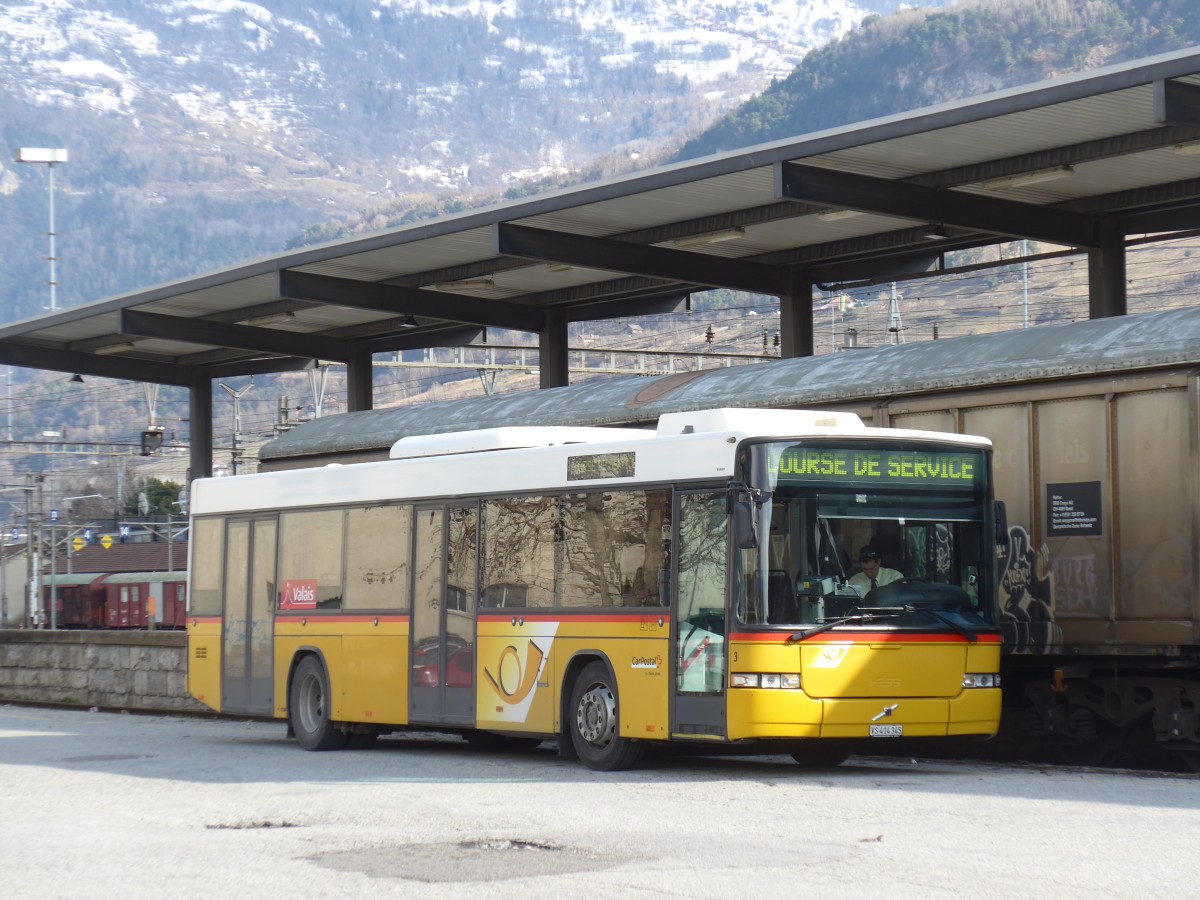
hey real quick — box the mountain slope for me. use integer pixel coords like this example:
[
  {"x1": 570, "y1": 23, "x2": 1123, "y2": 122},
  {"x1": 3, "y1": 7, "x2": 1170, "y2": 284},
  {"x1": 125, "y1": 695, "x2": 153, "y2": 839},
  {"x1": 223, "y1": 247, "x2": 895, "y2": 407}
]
[
  {"x1": 1, "y1": 0, "x2": 926, "y2": 321},
  {"x1": 2, "y1": 0, "x2": 1197, "y2": 486},
  {"x1": 675, "y1": 0, "x2": 1200, "y2": 160},
  {"x1": 300, "y1": 0, "x2": 1200, "y2": 244}
]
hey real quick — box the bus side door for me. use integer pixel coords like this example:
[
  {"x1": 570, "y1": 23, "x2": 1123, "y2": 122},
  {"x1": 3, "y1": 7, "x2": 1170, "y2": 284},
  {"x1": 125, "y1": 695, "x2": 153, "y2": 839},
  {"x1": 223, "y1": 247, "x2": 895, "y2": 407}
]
[
  {"x1": 409, "y1": 503, "x2": 477, "y2": 726},
  {"x1": 221, "y1": 515, "x2": 277, "y2": 715},
  {"x1": 671, "y1": 491, "x2": 728, "y2": 739}
]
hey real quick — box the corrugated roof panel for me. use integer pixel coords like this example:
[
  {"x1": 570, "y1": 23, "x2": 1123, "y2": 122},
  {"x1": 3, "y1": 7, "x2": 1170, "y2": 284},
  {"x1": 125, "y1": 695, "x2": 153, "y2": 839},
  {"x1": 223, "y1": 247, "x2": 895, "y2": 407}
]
[
  {"x1": 519, "y1": 168, "x2": 778, "y2": 237},
  {"x1": 303, "y1": 226, "x2": 499, "y2": 281},
  {"x1": 818, "y1": 86, "x2": 1160, "y2": 181},
  {"x1": 151, "y1": 279, "x2": 282, "y2": 318},
  {"x1": 26, "y1": 312, "x2": 125, "y2": 345}
]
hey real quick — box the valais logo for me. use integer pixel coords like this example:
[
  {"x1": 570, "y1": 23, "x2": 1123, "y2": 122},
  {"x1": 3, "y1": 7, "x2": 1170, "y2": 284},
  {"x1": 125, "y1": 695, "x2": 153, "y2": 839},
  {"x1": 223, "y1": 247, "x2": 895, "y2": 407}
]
[{"x1": 281, "y1": 579, "x2": 319, "y2": 610}]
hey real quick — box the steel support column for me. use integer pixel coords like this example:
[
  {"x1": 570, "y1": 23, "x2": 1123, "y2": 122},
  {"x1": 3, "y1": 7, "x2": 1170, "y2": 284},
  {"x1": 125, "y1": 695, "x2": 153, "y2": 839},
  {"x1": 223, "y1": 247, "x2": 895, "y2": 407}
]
[
  {"x1": 540, "y1": 307, "x2": 569, "y2": 388},
  {"x1": 189, "y1": 376, "x2": 213, "y2": 482},
  {"x1": 345, "y1": 345, "x2": 374, "y2": 412},
  {"x1": 779, "y1": 271, "x2": 815, "y2": 358},
  {"x1": 1087, "y1": 220, "x2": 1127, "y2": 318}
]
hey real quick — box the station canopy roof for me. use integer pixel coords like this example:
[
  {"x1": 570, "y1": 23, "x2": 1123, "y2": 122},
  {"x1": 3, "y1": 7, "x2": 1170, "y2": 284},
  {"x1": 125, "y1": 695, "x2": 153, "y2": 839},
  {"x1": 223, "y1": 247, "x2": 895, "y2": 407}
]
[{"x1": 3, "y1": 47, "x2": 1200, "y2": 389}]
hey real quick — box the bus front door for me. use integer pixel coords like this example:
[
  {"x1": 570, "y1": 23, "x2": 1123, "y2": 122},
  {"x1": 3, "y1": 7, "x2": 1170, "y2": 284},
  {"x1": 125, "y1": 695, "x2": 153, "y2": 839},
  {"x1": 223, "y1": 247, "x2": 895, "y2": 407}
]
[
  {"x1": 410, "y1": 504, "x2": 477, "y2": 726},
  {"x1": 671, "y1": 491, "x2": 727, "y2": 739},
  {"x1": 221, "y1": 516, "x2": 276, "y2": 715}
]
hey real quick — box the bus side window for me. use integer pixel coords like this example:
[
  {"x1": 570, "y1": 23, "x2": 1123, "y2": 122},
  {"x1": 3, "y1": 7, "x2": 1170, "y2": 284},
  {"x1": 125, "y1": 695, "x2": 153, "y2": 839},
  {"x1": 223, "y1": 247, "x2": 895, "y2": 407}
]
[{"x1": 278, "y1": 509, "x2": 345, "y2": 610}]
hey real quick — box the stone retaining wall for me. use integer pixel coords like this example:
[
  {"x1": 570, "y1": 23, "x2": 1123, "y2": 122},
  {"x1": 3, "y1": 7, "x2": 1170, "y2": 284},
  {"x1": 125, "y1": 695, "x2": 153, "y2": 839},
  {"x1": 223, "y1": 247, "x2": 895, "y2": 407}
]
[{"x1": 0, "y1": 630, "x2": 206, "y2": 712}]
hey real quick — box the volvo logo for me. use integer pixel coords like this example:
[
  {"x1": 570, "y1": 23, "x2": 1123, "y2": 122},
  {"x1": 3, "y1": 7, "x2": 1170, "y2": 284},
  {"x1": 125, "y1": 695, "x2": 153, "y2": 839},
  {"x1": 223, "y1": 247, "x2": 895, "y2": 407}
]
[{"x1": 872, "y1": 704, "x2": 899, "y2": 722}]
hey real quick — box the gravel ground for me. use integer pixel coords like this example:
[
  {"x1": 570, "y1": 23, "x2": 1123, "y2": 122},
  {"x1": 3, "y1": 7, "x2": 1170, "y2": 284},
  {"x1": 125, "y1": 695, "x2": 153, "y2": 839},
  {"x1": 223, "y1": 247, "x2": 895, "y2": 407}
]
[{"x1": 3, "y1": 704, "x2": 1198, "y2": 899}]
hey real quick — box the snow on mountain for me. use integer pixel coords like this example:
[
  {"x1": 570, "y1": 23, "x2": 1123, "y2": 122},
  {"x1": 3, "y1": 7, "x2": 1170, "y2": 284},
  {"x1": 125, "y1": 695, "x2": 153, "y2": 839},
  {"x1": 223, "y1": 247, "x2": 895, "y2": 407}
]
[
  {"x1": 0, "y1": 0, "x2": 952, "y2": 319},
  {"x1": 0, "y1": 0, "x2": 889, "y2": 193}
]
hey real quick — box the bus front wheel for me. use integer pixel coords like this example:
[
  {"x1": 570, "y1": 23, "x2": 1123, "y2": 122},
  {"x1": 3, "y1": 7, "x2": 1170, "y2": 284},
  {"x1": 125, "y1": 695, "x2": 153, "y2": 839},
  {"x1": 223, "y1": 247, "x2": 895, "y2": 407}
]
[
  {"x1": 289, "y1": 656, "x2": 349, "y2": 751},
  {"x1": 568, "y1": 661, "x2": 645, "y2": 771}
]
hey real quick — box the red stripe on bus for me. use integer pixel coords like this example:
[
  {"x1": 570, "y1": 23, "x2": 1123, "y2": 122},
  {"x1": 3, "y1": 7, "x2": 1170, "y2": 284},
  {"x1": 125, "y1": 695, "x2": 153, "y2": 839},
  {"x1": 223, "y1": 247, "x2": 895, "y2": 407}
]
[
  {"x1": 729, "y1": 631, "x2": 1001, "y2": 644},
  {"x1": 477, "y1": 613, "x2": 668, "y2": 624},
  {"x1": 274, "y1": 614, "x2": 411, "y2": 624}
]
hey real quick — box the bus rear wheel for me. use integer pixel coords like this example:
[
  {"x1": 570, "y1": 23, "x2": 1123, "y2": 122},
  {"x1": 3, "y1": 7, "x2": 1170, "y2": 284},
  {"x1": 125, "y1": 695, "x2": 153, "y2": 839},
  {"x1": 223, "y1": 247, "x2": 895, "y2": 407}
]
[
  {"x1": 569, "y1": 662, "x2": 645, "y2": 771},
  {"x1": 289, "y1": 656, "x2": 349, "y2": 751}
]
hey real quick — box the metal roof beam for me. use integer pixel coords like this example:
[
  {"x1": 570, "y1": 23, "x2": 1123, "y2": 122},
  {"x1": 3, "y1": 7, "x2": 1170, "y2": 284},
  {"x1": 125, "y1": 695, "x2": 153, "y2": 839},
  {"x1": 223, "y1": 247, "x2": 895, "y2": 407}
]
[
  {"x1": 367, "y1": 325, "x2": 484, "y2": 354},
  {"x1": 208, "y1": 298, "x2": 309, "y2": 326},
  {"x1": 509, "y1": 275, "x2": 685, "y2": 308},
  {"x1": 120, "y1": 309, "x2": 354, "y2": 362},
  {"x1": 494, "y1": 223, "x2": 788, "y2": 296},
  {"x1": 320, "y1": 315, "x2": 433, "y2": 341},
  {"x1": 197, "y1": 356, "x2": 317, "y2": 379},
  {"x1": 1064, "y1": 175, "x2": 1200, "y2": 218},
  {"x1": 811, "y1": 252, "x2": 946, "y2": 288},
  {"x1": 176, "y1": 346, "x2": 272, "y2": 367},
  {"x1": 1122, "y1": 205, "x2": 1200, "y2": 234},
  {"x1": 917, "y1": 126, "x2": 1200, "y2": 190},
  {"x1": 1155, "y1": 78, "x2": 1200, "y2": 126},
  {"x1": 387, "y1": 257, "x2": 529, "y2": 290},
  {"x1": 563, "y1": 293, "x2": 689, "y2": 322},
  {"x1": 597, "y1": 125, "x2": 1200, "y2": 255},
  {"x1": 278, "y1": 270, "x2": 544, "y2": 333},
  {"x1": 613, "y1": 202, "x2": 814, "y2": 245},
  {"x1": 775, "y1": 162, "x2": 1100, "y2": 248},
  {"x1": 766, "y1": 220, "x2": 985, "y2": 266},
  {"x1": 0, "y1": 342, "x2": 194, "y2": 386}
]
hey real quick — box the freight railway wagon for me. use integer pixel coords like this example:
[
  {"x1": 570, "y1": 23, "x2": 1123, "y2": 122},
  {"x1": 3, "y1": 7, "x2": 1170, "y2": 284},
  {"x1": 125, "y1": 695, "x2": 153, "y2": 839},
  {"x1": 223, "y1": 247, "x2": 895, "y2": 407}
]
[
  {"x1": 42, "y1": 571, "x2": 188, "y2": 629},
  {"x1": 187, "y1": 408, "x2": 1004, "y2": 770},
  {"x1": 258, "y1": 305, "x2": 1200, "y2": 770}
]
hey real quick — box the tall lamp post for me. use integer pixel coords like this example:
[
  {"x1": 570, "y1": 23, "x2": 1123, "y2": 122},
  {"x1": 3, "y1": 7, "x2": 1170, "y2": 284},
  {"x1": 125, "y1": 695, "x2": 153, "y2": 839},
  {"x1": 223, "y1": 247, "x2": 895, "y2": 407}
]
[
  {"x1": 12, "y1": 148, "x2": 68, "y2": 466},
  {"x1": 14, "y1": 147, "x2": 68, "y2": 313}
]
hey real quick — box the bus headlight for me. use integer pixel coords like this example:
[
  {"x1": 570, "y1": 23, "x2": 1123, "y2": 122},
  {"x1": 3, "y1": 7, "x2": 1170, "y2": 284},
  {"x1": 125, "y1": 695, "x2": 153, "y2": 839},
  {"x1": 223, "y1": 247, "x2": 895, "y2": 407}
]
[
  {"x1": 962, "y1": 673, "x2": 1001, "y2": 688},
  {"x1": 730, "y1": 673, "x2": 801, "y2": 689}
]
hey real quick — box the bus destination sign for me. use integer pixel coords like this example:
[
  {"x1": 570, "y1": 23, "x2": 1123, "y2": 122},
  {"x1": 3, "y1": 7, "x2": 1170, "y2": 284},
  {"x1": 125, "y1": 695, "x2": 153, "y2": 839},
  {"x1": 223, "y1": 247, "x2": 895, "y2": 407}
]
[
  {"x1": 566, "y1": 451, "x2": 636, "y2": 481},
  {"x1": 776, "y1": 446, "x2": 981, "y2": 488}
]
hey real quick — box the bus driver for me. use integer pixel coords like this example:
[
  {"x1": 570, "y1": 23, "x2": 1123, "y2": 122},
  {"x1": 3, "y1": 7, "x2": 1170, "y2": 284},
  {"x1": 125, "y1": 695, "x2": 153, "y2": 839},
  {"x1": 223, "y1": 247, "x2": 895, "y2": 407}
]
[{"x1": 848, "y1": 547, "x2": 903, "y2": 596}]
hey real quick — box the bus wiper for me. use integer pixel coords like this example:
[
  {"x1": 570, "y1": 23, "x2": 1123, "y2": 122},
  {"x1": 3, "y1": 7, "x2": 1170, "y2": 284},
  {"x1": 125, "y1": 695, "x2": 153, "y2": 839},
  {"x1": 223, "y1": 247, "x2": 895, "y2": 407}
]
[
  {"x1": 914, "y1": 606, "x2": 978, "y2": 643},
  {"x1": 788, "y1": 609, "x2": 899, "y2": 642}
]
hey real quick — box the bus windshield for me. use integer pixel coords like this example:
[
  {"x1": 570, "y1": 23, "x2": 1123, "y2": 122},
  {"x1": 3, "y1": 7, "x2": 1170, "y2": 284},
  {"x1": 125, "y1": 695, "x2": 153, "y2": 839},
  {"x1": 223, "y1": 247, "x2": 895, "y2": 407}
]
[{"x1": 736, "y1": 439, "x2": 995, "y2": 630}]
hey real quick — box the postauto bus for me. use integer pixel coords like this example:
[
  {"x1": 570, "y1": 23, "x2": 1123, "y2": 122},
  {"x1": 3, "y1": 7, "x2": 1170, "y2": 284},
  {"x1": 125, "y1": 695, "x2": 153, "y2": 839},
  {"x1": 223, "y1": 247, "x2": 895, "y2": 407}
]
[{"x1": 186, "y1": 408, "x2": 1003, "y2": 770}]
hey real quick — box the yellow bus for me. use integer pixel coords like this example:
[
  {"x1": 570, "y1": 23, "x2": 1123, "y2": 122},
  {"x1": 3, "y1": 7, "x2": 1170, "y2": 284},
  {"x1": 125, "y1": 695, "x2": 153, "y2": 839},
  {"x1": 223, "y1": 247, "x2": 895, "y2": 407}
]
[{"x1": 186, "y1": 407, "x2": 1003, "y2": 770}]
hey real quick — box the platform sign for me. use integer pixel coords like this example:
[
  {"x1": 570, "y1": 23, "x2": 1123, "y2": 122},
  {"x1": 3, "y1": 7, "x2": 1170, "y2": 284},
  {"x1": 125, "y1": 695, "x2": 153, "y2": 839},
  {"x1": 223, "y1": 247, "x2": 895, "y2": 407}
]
[
  {"x1": 100, "y1": 534, "x2": 114, "y2": 550},
  {"x1": 73, "y1": 536, "x2": 85, "y2": 552}
]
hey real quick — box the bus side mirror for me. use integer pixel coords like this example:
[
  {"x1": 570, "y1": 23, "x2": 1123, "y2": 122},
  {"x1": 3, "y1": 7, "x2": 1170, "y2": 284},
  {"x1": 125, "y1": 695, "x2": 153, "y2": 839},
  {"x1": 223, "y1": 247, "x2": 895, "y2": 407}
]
[
  {"x1": 728, "y1": 483, "x2": 767, "y2": 550},
  {"x1": 732, "y1": 496, "x2": 757, "y2": 549},
  {"x1": 994, "y1": 501, "x2": 1008, "y2": 547}
]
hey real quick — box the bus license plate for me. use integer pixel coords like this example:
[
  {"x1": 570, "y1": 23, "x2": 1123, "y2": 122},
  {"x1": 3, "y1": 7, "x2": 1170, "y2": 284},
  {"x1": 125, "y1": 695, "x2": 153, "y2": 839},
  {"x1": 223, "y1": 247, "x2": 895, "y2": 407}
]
[{"x1": 870, "y1": 724, "x2": 903, "y2": 737}]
